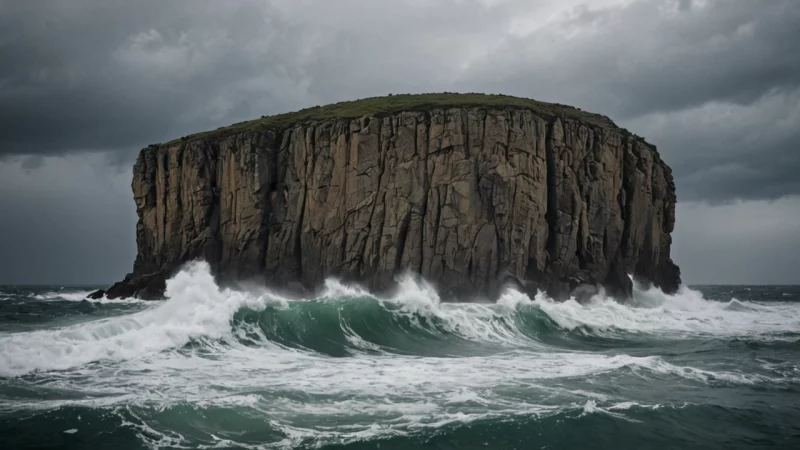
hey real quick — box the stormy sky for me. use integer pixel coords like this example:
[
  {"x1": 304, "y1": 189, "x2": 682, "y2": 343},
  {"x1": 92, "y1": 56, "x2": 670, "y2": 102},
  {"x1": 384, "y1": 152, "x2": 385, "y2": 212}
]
[{"x1": 1, "y1": 0, "x2": 798, "y2": 285}]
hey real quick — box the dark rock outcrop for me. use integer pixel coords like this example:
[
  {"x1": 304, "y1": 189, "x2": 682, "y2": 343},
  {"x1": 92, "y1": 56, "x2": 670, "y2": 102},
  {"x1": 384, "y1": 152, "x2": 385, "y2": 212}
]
[{"x1": 96, "y1": 94, "x2": 680, "y2": 301}]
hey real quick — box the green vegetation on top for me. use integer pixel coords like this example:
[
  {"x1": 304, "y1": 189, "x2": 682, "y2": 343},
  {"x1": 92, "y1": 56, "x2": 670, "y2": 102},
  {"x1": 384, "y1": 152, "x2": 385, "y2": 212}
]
[{"x1": 165, "y1": 93, "x2": 619, "y2": 146}]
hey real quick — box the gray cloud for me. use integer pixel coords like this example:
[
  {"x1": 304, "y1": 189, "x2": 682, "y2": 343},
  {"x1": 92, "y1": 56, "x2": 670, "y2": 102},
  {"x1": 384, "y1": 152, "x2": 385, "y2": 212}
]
[
  {"x1": 0, "y1": 0, "x2": 799, "y2": 284},
  {"x1": 459, "y1": 0, "x2": 800, "y2": 118},
  {"x1": 626, "y1": 88, "x2": 800, "y2": 201},
  {"x1": 2, "y1": 0, "x2": 798, "y2": 203},
  {"x1": 0, "y1": 0, "x2": 310, "y2": 155},
  {"x1": 446, "y1": 0, "x2": 800, "y2": 201}
]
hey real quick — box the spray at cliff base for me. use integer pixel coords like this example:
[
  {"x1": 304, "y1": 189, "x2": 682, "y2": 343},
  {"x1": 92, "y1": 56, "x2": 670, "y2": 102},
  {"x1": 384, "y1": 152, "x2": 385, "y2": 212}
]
[{"x1": 1, "y1": 262, "x2": 799, "y2": 449}]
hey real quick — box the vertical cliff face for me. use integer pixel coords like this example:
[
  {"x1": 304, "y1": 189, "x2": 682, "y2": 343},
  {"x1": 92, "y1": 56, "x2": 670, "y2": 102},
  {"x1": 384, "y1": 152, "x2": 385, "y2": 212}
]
[{"x1": 100, "y1": 97, "x2": 680, "y2": 300}]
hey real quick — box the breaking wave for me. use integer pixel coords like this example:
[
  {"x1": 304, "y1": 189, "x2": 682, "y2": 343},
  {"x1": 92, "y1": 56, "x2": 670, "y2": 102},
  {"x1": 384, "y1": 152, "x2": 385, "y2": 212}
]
[
  {"x1": 30, "y1": 290, "x2": 98, "y2": 301},
  {"x1": 2, "y1": 262, "x2": 800, "y2": 449},
  {"x1": 1, "y1": 261, "x2": 797, "y2": 378}
]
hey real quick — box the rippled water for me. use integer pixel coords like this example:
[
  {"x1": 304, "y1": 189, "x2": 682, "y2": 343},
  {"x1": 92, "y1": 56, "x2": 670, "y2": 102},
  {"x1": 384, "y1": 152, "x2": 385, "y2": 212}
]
[{"x1": 1, "y1": 263, "x2": 798, "y2": 449}]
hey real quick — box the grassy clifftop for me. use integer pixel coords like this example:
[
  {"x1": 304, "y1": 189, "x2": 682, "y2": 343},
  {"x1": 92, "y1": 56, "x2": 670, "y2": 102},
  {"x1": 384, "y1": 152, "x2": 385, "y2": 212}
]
[{"x1": 166, "y1": 93, "x2": 618, "y2": 146}]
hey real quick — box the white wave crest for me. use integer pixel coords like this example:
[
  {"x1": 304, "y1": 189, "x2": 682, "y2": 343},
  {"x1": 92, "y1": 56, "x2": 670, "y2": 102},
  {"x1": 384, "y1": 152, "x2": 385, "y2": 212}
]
[
  {"x1": 2, "y1": 264, "x2": 506, "y2": 376},
  {"x1": 501, "y1": 282, "x2": 800, "y2": 339},
  {"x1": 32, "y1": 291, "x2": 97, "y2": 301},
  {"x1": 5, "y1": 262, "x2": 798, "y2": 449},
  {"x1": 310, "y1": 274, "x2": 528, "y2": 347},
  {"x1": 30, "y1": 290, "x2": 149, "y2": 304},
  {"x1": 2, "y1": 261, "x2": 798, "y2": 378},
  {"x1": 0, "y1": 262, "x2": 279, "y2": 377}
]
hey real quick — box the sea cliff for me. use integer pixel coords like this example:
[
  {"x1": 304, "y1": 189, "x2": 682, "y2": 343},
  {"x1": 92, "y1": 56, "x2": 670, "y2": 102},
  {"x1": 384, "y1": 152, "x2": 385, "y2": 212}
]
[{"x1": 95, "y1": 94, "x2": 680, "y2": 300}]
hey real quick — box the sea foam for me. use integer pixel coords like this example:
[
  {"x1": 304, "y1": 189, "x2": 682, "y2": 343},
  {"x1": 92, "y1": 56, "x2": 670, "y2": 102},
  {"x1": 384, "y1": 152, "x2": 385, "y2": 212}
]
[
  {"x1": 1, "y1": 260, "x2": 798, "y2": 378},
  {"x1": 0, "y1": 262, "x2": 273, "y2": 376},
  {"x1": 509, "y1": 282, "x2": 800, "y2": 338}
]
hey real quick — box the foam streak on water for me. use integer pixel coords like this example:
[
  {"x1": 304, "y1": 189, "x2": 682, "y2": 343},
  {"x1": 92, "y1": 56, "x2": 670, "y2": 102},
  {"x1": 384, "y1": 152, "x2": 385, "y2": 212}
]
[{"x1": 0, "y1": 262, "x2": 799, "y2": 449}]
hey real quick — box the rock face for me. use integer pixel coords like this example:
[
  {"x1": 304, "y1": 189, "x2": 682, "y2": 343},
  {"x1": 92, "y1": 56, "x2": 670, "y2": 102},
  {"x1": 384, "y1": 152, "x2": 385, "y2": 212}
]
[{"x1": 99, "y1": 95, "x2": 680, "y2": 300}]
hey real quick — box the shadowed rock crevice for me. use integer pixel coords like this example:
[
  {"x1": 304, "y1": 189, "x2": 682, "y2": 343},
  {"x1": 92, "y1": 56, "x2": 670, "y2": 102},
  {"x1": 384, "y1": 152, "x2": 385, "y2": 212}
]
[{"x1": 93, "y1": 94, "x2": 680, "y2": 301}]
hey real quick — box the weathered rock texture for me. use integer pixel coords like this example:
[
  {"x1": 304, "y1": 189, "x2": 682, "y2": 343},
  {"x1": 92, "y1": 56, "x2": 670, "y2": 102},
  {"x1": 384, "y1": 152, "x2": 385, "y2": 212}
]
[{"x1": 99, "y1": 98, "x2": 680, "y2": 300}]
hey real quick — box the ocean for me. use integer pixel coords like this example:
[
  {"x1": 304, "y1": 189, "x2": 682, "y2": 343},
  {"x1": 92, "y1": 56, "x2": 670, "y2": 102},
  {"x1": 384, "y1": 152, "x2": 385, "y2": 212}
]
[{"x1": 0, "y1": 262, "x2": 798, "y2": 449}]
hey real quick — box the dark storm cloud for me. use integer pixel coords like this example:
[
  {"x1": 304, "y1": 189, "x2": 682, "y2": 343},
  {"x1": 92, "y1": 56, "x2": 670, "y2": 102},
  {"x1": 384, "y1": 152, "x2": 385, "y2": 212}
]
[
  {"x1": 0, "y1": 0, "x2": 535, "y2": 156},
  {"x1": 1, "y1": 0, "x2": 799, "y2": 284},
  {"x1": 460, "y1": 0, "x2": 800, "y2": 118},
  {"x1": 450, "y1": 0, "x2": 800, "y2": 201},
  {"x1": 2, "y1": 0, "x2": 799, "y2": 203},
  {"x1": 0, "y1": 0, "x2": 309, "y2": 155},
  {"x1": 627, "y1": 89, "x2": 800, "y2": 202}
]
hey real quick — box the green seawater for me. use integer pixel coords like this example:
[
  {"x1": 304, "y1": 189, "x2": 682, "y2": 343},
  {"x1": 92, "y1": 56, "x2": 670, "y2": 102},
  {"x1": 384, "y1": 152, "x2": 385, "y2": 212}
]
[{"x1": 1, "y1": 262, "x2": 799, "y2": 449}]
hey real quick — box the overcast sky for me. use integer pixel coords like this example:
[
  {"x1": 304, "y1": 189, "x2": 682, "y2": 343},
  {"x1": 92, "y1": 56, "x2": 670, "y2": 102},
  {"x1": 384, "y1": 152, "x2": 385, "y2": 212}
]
[{"x1": 1, "y1": 0, "x2": 798, "y2": 285}]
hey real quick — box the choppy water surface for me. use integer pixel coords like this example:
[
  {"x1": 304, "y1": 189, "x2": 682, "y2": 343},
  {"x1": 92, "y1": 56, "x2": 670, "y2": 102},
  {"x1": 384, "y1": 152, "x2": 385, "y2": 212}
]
[{"x1": 1, "y1": 263, "x2": 798, "y2": 449}]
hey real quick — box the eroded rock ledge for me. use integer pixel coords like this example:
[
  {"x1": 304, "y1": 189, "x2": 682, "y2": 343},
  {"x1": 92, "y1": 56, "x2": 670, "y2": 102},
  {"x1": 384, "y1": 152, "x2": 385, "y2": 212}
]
[{"x1": 93, "y1": 94, "x2": 680, "y2": 301}]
